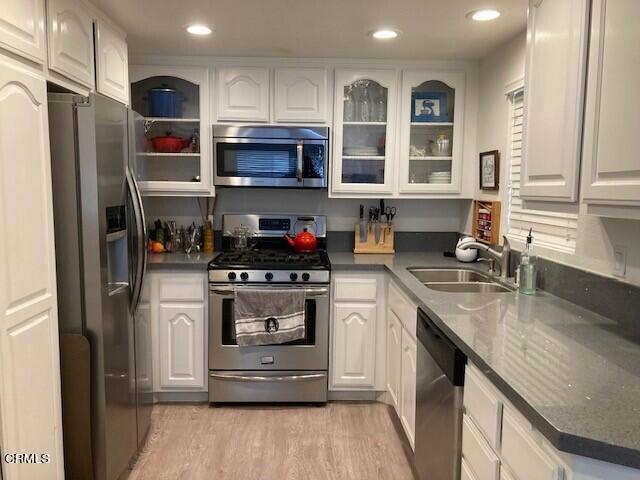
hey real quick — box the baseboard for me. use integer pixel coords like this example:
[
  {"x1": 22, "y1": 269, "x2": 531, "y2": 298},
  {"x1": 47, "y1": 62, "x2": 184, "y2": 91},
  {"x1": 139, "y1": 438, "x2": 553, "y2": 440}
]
[
  {"x1": 153, "y1": 391, "x2": 209, "y2": 403},
  {"x1": 328, "y1": 390, "x2": 387, "y2": 401}
]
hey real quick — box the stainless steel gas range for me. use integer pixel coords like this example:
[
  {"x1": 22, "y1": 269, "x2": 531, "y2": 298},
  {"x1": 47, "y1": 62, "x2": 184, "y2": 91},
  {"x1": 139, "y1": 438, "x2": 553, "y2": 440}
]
[{"x1": 207, "y1": 214, "x2": 330, "y2": 403}]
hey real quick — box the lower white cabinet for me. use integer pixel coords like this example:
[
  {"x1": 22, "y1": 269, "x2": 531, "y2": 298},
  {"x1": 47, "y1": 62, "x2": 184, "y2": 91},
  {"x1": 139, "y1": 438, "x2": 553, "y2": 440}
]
[
  {"x1": 400, "y1": 328, "x2": 417, "y2": 450},
  {"x1": 147, "y1": 271, "x2": 208, "y2": 393},
  {"x1": 330, "y1": 274, "x2": 387, "y2": 391},
  {"x1": 386, "y1": 309, "x2": 402, "y2": 413},
  {"x1": 158, "y1": 303, "x2": 205, "y2": 389},
  {"x1": 332, "y1": 302, "x2": 377, "y2": 388}
]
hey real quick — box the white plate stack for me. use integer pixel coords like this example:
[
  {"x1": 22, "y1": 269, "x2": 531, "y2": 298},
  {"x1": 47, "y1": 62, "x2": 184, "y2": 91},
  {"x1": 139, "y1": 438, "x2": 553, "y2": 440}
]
[
  {"x1": 344, "y1": 146, "x2": 380, "y2": 156},
  {"x1": 428, "y1": 171, "x2": 452, "y2": 184}
]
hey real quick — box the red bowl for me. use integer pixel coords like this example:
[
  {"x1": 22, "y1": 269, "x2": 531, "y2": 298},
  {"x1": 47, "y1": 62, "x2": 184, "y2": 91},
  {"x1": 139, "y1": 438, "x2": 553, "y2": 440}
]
[{"x1": 150, "y1": 135, "x2": 189, "y2": 153}]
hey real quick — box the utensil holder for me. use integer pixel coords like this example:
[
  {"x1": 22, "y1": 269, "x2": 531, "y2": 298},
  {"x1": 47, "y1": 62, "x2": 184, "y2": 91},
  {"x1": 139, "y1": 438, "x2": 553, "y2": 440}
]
[{"x1": 354, "y1": 223, "x2": 395, "y2": 254}]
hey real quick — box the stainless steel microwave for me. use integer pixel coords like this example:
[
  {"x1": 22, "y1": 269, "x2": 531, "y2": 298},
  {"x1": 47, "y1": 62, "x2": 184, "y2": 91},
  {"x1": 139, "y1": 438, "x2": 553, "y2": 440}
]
[{"x1": 213, "y1": 126, "x2": 329, "y2": 188}]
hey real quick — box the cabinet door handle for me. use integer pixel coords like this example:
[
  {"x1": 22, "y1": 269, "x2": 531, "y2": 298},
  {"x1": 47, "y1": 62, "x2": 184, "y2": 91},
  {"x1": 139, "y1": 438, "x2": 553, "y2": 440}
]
[{"x1": 296, "y1": 140, "x2": 303, "y2": 182}]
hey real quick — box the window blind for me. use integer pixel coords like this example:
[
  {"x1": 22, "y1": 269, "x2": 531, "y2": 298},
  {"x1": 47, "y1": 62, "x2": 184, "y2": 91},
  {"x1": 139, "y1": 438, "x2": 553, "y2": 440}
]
[{"x1": 507, "y1": 89, "x2": 577, "y2": 253}]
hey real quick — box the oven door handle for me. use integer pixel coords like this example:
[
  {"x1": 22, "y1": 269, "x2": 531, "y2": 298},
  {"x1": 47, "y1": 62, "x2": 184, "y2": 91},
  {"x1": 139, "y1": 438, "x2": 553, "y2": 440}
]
[
  {"x1": 209, "y1": 373, "x2": 326, "y2": 383},
  {"x1": 209, "y1": 287, "x2": 329, "y2": 297}
]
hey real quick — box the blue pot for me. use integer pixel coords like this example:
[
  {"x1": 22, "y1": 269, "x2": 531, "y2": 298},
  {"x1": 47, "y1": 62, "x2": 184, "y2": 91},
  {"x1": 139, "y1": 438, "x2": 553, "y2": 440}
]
[{"x1": 148, "y1": 87, "x2": 183, "y2": 118}]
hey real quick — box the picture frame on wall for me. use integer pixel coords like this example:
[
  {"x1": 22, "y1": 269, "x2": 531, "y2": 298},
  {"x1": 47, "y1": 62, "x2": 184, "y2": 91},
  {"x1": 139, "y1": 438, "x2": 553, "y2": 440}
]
[
  {"x1": 479, "y1": 150, "x2": 500, "y2": 190},
  {"x1": 411, "y1": 91, "x2": 449, "y2": 122}
]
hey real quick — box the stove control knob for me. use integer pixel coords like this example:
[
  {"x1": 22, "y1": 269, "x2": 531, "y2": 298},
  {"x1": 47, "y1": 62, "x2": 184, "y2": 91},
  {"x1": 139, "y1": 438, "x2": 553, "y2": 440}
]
[
  {"x1": 302, "y1": 273, "x2": 310, "y2": 282},
  {"x1": 228, "y1": 272, "x2": 237, "y2": 281},
  {"x1": 240, "y1": 272, "x2": 249, "y2": 281},
  {"x1": 265, "y1": 272, "x2": 274, "y2": 281},
  {"x1": 289, "y1": 273, "x2": 298, "y2": 281}
]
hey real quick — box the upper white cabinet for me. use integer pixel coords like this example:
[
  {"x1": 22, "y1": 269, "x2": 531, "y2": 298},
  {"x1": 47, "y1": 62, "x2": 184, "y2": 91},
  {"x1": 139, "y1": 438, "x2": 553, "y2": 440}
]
[
  {"x1": 581, "y1": 0, "x2": 640, "y2": 219},
  {"x1": 130, "y1": 65, "x2": 212, "y2": 195},
  {"x1": 521, "y1": 0, "x2": 590, "y2": 203},
  {"x1": 216, "y1": 67, "x2": 269, "y2": 122},
  {"x1": 0, "y1": 53, "x2": 64, "y2": 478},
  {"x1": 95, "y1": 18, "x2": 129, "y2": 105},
  {"x1": 274, "y1": 67, "x2": 327, "y2": 123},
  {"x1": 47, "y1": 0, "x2": 95, "y2": 88},
  {"x1": 0, "y1": 0, "x2": 46, "y2": 63},
  {"x1": 398, "y1": 70, "x2": 465, "y2": 194},
  {"x1": 332, "y1": 69, "x2": 398, "y2": 194}
]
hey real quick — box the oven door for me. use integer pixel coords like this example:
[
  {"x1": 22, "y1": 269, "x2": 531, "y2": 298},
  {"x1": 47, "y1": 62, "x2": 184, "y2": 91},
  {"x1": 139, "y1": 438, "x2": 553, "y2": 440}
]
[
  {"x1": 213, "y1": 138, "x2": 327, "y2": 188},
  {"x1": 208, "y1": 284, "x2": 329, "y2": 371}
]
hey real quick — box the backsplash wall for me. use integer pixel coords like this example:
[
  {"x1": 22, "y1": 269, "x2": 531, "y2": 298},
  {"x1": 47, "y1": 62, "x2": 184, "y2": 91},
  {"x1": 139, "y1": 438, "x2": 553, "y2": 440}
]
[{"x1": 144, "y1": 189, "x2": 469, "y2": 233}]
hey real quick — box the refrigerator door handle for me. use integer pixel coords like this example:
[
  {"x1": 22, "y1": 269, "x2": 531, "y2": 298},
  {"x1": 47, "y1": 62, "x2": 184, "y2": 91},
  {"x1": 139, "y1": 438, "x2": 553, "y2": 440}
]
[{"x1": 126, "y1": 167, "x2": 147, "y2": 313}]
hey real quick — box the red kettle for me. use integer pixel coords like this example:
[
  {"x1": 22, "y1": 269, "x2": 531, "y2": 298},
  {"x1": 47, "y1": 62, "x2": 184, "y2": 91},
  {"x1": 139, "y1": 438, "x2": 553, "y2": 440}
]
[{"x1": 285, "y1": 224, "x2": 317, "y2": 253}]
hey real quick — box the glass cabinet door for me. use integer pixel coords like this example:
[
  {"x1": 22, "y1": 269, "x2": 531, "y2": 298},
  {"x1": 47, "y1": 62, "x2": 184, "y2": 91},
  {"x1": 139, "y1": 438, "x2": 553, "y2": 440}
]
[
  {"x1": 399, "y1": 71, "x2": 465, "y2": 193},
  {"x1": 333, "y1": 70, "x2": 397, "y2": 194},
  {"x1": 129, "y1": 66, "x2": 212, "y2": 195}
]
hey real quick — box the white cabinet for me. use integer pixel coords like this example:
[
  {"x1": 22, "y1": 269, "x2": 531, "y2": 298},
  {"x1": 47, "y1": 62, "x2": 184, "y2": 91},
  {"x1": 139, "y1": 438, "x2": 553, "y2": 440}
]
[
  {"x1": 158, "y1": 303, "x2": 205, "y2": 389},
  {"x1": 148, "y1": 272, "x2": 207, "y2": 393},
  {"x1": 400, "y1": 328, "x2": 417, "y2": 450},
  {"x1": 0, "y1": 0, "x2": 46, "y2": 63},
  {"x1": 462, "y1": 414, "x2": 500, "y2": 480},
  {"x1": 581, "y1": 0, "x2": 640, "y2": 219},
  {"x1": 95, "y1": 19, "x2": 129, "y2": 104},
  {"x1": 332, "y1": 69, "x2": 398, "y2": 195},
  {"x1": 386, "y1": 309, "x2": 402, "y2": 413},
  {"x1": 331, "y1": 274, "x2": 386, "y2": 391},
  {"x1": 521, "y1": 0, "x2": 590, "y2": 203},
  {"x1": 216, "y1": 67, "x2": 270, "y2": 122},
  {"x1": 0, "y1": 53, "x2": 64, "y2": 478},
  {"x1": 331, "y1": 303, "x2": 377, "y2": 388},
  {"x1": 130, "y1": 66, "x2": 212, "y2": 195},
  {"x1": 274, "y1": 67, "x2": 327, "y2": 123},
  {"x1": 47, "y1": 0, "x2": 95, "y2": 88},
  {"x1": 398, "y1": 69, "x2": 465, "y2": 194}
]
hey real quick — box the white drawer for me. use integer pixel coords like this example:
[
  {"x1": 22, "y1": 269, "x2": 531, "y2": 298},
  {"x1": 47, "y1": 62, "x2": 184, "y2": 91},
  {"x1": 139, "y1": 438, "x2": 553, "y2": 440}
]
[
  {"x1": 464, "y1": 364, "x2": 503, "y2": 449},
  {"x1": 389, "y1": 282, "x2": 416, "y2": 338},
  {"x1": 462, "y1": 414, "x2": 500, "y2": 480},
  {"x1": 461, "y1": 459, "x2": 478, "y2": 480},
  {"x1": 501, "y1": 408, "x2": 564, "y2": 480},
  {"x1": 333, "y1": 277, "x2": 377, "y2": 302},
  {"x1": 158, "y1": 274, "x2": 205, "y2": 302}
]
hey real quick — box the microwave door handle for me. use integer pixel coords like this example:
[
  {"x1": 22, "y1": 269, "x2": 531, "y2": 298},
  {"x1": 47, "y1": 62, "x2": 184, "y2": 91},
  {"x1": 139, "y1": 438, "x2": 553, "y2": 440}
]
[{"x1": 296, "y1": 140, "x2": 303, "y2": 182}]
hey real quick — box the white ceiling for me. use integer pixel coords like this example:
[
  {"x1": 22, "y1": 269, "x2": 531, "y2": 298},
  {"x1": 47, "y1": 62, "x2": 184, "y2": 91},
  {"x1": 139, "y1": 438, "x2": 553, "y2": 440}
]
[{"x1": 91, "y1": 0, "x2": 527, "y2": 60}]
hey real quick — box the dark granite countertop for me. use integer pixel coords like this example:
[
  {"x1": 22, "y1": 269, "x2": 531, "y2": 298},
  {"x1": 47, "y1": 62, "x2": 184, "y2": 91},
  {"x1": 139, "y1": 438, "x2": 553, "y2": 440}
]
[
  {"x1": 147, "y1": 252, "x2": 216, "y2": 270},
  {"x1": 329, "y1": 252, "x2": 640, "y2": 470}
]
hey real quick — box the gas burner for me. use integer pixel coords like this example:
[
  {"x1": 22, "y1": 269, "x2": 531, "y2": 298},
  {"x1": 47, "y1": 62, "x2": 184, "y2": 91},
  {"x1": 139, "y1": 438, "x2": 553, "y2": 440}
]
[{"x1": 208, "y1": 214, "x2": 330, "y2": 284}]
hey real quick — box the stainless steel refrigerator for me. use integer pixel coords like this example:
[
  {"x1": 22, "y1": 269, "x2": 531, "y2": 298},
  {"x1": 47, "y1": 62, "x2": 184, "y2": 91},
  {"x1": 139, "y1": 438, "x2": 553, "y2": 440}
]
[{"x1": 48, "y1": 92, "x2": 151, "y2": 480}]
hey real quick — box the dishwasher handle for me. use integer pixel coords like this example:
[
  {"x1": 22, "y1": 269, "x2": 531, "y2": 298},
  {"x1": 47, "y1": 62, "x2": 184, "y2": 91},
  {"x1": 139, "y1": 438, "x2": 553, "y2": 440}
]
[{"x1": 417, "y1": 308, "x2": 466, "y2": 386}]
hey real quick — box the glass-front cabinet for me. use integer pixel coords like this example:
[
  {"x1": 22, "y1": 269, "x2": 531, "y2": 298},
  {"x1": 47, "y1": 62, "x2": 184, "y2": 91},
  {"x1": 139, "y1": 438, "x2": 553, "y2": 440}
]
[
  {"x1": 129, "y1": 66, "x2": 212, "y2": 195},
  {"x1": 332, "y1": 69, "x2": 397, "y2": 194},
  {"x1": 398, "y1": 70, "x2": 465, "y2": 193}
]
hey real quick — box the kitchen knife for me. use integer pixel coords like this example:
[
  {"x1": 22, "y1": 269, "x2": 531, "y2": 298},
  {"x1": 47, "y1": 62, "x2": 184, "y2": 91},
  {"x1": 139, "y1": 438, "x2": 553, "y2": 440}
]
[{"x1": 359, "y1": 204, "x2": 368, "y2": 242}]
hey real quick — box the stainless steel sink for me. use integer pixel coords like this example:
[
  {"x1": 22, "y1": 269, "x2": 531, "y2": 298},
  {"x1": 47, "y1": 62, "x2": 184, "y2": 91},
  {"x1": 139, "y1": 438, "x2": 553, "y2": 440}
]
[{"x1": 407, "y1": 268, "x2": 514, "y2": 293}]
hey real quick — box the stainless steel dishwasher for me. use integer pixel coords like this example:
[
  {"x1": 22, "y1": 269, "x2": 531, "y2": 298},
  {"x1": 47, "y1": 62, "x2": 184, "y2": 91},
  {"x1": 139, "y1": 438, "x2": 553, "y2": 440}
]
[{"x1": 415, "y1": 308, "x2": 467, "y2": 480}]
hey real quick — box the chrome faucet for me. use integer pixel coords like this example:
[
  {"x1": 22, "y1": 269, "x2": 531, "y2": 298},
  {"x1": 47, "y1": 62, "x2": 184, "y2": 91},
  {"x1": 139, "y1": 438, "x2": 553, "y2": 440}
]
[{"x1": 458, "y1": 235, "x2": 511, "y2": 279}]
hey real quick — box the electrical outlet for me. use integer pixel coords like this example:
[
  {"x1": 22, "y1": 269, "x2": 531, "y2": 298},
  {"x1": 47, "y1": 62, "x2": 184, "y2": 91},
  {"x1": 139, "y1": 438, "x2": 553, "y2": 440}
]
[{"x1": 613, "y1": 245, "x2": 627, "y2": 278}]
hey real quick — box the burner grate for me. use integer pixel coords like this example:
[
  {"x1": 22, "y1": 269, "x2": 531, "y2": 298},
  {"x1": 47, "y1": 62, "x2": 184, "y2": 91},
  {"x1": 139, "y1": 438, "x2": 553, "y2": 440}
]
[{"x1": 211, "y1": 249, "x2": 329, "y2": 269}]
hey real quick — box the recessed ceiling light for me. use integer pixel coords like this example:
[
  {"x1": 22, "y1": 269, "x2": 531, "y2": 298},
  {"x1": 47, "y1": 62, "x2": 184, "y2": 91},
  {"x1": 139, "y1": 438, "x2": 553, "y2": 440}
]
[
  {"x1": 371, "y1": 29, "x2": 399, "y2": 40},
  {"x1": 468, "y1": 9, "x2": 501, "y2": 21},
  {"x1": 186, "y1": 25, "x2": 212, "y2": 35}
]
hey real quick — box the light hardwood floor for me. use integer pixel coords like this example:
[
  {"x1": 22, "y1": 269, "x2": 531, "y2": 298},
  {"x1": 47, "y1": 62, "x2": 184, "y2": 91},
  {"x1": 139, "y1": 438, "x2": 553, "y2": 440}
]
[{"x1": 130, "y1": 402, "x2": 416, "y2": 480}]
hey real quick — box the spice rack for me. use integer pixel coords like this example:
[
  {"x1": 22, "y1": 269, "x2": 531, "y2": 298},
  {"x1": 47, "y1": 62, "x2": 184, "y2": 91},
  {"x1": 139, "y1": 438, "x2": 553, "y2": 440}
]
[{"x1": 472, "y1": 200, "x2": 501, "y2": 244}]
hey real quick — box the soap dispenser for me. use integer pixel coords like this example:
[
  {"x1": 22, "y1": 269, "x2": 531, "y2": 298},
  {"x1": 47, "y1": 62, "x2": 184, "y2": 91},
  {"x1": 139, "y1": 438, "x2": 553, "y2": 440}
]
[{"x1": 518, "y1": 228, "x2": 537, "y2": 295}]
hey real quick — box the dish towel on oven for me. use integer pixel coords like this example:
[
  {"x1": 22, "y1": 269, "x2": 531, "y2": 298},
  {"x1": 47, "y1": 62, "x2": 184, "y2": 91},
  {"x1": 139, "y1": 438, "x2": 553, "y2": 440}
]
[{"x1": 234, "y1": 288, "x2": 306, "y2": 346}]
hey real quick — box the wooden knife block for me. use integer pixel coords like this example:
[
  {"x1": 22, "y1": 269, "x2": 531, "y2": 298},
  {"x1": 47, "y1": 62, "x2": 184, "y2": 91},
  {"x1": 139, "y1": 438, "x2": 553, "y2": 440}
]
[{"x1": 354, "y1": 223, "x2": 395, "y2": 254}]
